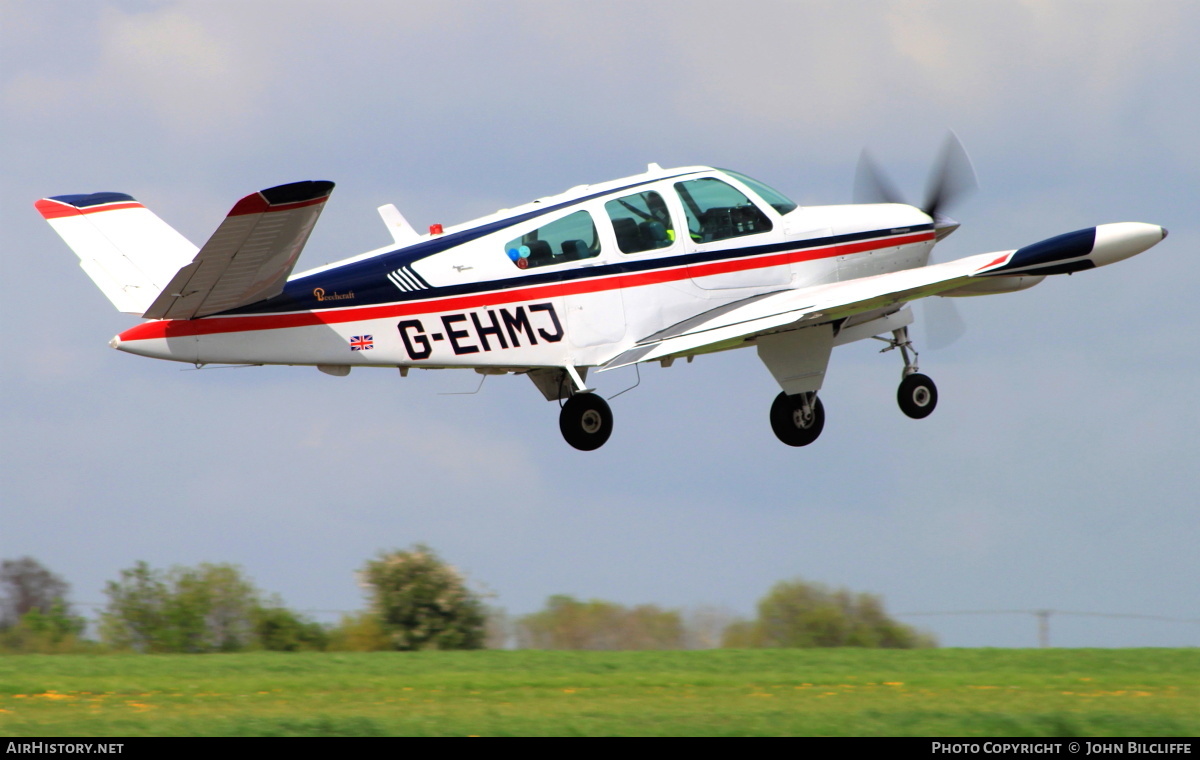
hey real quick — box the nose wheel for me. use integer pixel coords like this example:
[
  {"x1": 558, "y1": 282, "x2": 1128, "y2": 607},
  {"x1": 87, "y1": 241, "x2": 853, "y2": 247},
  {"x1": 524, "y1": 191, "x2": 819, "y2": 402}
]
[
  {"x1": 559, "y1": 393, "x2": 613, "y2": 451},
  {"x1": 769, "y1": 392, "x2": 825, "y2": 446},
  {"x1": 897, "y1": 372, "x2": 937, "y2": 418},
  {"x1": 878, "y1": 325, "x2": 939, "y2": 419}
]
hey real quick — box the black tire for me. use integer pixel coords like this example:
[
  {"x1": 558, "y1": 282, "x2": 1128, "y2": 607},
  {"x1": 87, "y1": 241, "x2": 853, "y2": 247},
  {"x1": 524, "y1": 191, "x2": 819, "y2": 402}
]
[
  {"x1": 769, "y1": 392, "x2": 825, "y2": 447},
  {"x1": 898, "y1": 373, "x2": 938, "y2": 419},
  {"x1": 559, "y1": 393, "x2": 613, "y2": 451}
]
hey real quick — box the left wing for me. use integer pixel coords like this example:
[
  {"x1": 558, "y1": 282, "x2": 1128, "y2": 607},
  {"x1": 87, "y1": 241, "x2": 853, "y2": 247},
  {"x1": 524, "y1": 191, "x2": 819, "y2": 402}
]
[
  {"x1": 600, "y1": 222, "x2": 1165, "y2": 371},
  {"x1": 143, "y1": 181, "x2": 334, "y2": 320}
]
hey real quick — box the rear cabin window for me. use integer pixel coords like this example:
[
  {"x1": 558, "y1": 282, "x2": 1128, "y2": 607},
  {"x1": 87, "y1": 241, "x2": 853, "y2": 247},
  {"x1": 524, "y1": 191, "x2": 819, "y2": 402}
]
[
  {"x1": 674, "y1": 177, "x2": 773, "y2": 243},
  {"x1": 604, "y1": 190, "x2": 675, "y2": 254},
  {"x1": 505, "y1": 210, "x2": 601, "y2": 269}
]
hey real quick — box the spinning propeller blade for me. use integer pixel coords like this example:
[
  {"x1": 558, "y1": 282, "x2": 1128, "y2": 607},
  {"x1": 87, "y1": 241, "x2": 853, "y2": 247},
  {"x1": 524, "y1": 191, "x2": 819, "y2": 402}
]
[
  {"x1": 854, "y1": 131, "x2": 977, "y2": 220},
  {"x1": 855, "y1": 132, "x2": 978, "y2": 349},
  {"x1": 854, "y1": 149, "x2": 906, "y2": 205},
  {"x1": 923, "y1": 131, "x2": 978, "y2": 221}
]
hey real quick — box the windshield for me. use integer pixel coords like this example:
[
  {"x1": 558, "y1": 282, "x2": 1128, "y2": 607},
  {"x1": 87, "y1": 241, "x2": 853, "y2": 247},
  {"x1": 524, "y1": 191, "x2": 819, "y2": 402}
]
[{"x1": 718, "y1": 169, "x2": 798, "y2": 215}]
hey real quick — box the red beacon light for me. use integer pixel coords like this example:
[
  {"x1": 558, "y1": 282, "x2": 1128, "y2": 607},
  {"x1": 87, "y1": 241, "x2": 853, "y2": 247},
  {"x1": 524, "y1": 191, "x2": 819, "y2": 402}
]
[{"x1": 429, "y1": 223, "x2": 443, "y2": 235}]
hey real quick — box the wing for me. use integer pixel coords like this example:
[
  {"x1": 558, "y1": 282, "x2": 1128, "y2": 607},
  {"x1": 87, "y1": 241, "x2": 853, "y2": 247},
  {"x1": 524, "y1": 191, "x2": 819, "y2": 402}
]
[
  {"x1": 143, "y1": 181, "x2": 334, "y2": 320},
  {"x1": 599, "y1": 222, "x2": 1166, "y2": 371}
]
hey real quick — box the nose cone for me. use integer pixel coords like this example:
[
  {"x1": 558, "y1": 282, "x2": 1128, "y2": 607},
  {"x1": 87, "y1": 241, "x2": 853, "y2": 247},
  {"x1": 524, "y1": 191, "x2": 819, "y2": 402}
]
[
  {"x1": 109, "y1": 334, "x2": 121, "y2": 350},
  {"x1": 933, "y1": 214, "x2": 960, "y2": 241}
]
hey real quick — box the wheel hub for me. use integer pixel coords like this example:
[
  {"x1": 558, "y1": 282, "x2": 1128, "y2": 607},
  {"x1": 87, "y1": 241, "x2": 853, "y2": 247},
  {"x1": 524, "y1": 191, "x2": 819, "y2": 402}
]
[
  {"x1": 580, "y1": 409, "x2": 603, "y2": 434},
  {"x1": 792, "y1": 408, "x2": 814, "y2": 429}
]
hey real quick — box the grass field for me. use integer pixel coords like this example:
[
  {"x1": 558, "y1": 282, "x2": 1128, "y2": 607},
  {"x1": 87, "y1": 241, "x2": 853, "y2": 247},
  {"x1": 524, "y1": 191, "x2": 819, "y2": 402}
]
[{"x1": 1, "y1": 649, "x2": 1196, "y2": 736}]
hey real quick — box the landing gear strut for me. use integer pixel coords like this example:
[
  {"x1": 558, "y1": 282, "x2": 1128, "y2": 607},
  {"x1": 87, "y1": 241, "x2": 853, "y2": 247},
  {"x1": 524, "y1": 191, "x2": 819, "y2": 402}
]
[
  {"x1": 559, "y1": 393, "x2": 613, "y2": 451},
  {"x1": 769, "y1": 392, "x2": 825, "y2": 446},
  {"x1": 878, "y1": 326, "x2": 938, "y2": 419}
]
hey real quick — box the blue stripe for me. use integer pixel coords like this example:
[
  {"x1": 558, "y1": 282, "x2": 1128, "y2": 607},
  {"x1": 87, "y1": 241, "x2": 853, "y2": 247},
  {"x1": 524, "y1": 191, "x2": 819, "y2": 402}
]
[
  {"x1": 986, "y1": 227, "x2": 1097, "y2": 275},
  {"x1": 50, "y1": 192, "x2": 136, "y2": 208},
  {"x1": 224, "y1": 222, "x2": 932, "y2": 317}
]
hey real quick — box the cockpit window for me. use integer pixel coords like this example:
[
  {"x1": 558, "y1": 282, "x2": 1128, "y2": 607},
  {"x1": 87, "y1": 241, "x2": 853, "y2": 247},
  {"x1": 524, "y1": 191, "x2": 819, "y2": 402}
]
[
  {"x1": 505, "y1": 210, "x2": 601, "y2": 269},
  {"x1": 605, "y1": 190, "x2": 675, "y2": 254},
  {"x1": 674, "y1": 177, "x2": 774, "y2": 243},
  {"x1": 718, "y1": 170, "x2": 798, "y2": 215}
]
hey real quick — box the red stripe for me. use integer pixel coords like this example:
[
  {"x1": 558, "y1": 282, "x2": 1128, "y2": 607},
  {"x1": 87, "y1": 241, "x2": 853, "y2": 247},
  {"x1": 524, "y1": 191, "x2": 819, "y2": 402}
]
[
  {"x1": 978, "y1": 253, "x2": 1010, "y2": 271},
  {"x1": 229, "y1": 193, "x2": 329, "y2": 217},
  {"x1": 119, "y1": 231, "x2": 934, "y2": 343},
  {"x1": 35, "y1": 199, "x2": 144, "y2": 219}
]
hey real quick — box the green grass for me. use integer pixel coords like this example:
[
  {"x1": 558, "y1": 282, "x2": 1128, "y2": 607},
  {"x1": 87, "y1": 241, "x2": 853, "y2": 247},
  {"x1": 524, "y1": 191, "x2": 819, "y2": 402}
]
[{"x1": 1, "y1": 649, "x2": 1196, "y2": 736}]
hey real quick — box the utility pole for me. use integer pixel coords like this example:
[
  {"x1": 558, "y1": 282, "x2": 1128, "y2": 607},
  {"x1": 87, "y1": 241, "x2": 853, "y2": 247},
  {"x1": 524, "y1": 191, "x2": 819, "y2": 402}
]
[{"x1": 1036, "y1": 609, "x2": 1052, "y2": 648}]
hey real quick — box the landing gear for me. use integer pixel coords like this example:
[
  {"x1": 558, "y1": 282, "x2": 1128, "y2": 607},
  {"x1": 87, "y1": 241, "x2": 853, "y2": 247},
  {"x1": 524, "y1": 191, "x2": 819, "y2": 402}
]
[
  {"x1": 897, "y1": 373, "x2": 938, "y2": 419},
  {"x1": 878, "y1": 325, "x2": 939, "y2": 420},
  {"x1": 770, "y1": 392, "x2": 825, "y2": 447},
  {"x1": 559, "y1": 393, "x2": 613, "y2": 451}
]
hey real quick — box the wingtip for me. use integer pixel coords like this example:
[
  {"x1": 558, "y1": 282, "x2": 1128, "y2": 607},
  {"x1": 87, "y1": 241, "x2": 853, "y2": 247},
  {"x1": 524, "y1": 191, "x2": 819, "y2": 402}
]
[
  {"x1": 229, "y1": 181, "x2": 336, "y2": 217},
  {"x1": 35, "y1": 193, "x2": 141, "y2": 219}
]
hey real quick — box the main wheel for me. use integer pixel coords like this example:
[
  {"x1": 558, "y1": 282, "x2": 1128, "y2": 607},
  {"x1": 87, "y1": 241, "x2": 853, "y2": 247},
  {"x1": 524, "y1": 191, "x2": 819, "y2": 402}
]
[
  {"x1": 769, "y1": 392, "x2": 825, "y2": 447},
  {"x1": 559, "y1": 393, "x2": 613, "y2": 451},
  {"x1": 898, "y1": 373, "x2": 938, "y2": 419}
]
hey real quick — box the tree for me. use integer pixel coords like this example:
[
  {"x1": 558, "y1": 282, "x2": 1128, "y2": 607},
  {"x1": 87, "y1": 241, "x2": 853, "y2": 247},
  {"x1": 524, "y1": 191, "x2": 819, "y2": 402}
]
[
  {"x1": 327, "y1": 612, "x2": 391, "y2": 652},
  {"x1": 101, "y1": 561, "x2": 322, "y2": 653},
  {"x1": 1, "y1": 557, "x2": 71, "y2": 628},
  {"x1": 722, "y1": 578, "x2": 936, "y2": 649},
  {"x1": 516, "y1": 595, "x2": 684, "y2": 650},
  {"x1": 252, "y1": 599, "x2": 330, "y2": 652},
  {"x1": 0, "y1": 557, "x2": 89, "y2": 652},
  {"x1": 358, "y1": 545, "x2": 486, "y2": 651}
]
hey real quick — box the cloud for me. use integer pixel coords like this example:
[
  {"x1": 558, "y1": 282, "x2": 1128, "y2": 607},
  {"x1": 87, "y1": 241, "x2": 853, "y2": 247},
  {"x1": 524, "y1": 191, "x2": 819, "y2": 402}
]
[
  {"x1": 4, "y1": 4, "x2": 267, "y2": 140},
  {"x1": 98, "y1": 7, "x2": 265, "y2": 135}
]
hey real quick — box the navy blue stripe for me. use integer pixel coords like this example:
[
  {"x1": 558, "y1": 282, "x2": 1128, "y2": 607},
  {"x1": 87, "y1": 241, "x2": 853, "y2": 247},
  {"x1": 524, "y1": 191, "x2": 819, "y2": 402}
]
[
  {"x1": 50, "y1": 192, "x2": 136, "y2": 208},
  {"x1": 407, "y1": 266, "x2": 432, "y2": 289},
  {"x1": 261, "y1": 180, "x2": 334, "y2": 205},
  {"x1": 225, "y1": 222, "x2": 932, "y2": 316},
  {"x1": 985, "y1": 227, "x2": 1096, "y2": 275}
]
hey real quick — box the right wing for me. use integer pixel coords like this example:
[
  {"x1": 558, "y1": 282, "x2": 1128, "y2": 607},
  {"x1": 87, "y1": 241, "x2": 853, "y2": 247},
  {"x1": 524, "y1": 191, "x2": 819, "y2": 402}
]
[
  {"x1": 600, "y1": 222, "x2": 1165, "y2": 371},
  {"x1": 143, "y1": 181, "x2": 334, "y2": 320}
]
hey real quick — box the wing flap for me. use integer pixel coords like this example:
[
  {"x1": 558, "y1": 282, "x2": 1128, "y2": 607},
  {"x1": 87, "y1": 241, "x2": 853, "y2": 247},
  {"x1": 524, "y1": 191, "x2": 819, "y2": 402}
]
[{"x1": 143, "y1": 180, "x2": 334, "y2": 320}]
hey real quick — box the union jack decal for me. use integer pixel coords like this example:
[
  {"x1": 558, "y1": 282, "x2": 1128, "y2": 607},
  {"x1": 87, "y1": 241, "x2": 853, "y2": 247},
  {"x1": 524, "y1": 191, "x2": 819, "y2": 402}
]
[{"x1": 349, "y1": 335, "x2": 374, "y2": 351}]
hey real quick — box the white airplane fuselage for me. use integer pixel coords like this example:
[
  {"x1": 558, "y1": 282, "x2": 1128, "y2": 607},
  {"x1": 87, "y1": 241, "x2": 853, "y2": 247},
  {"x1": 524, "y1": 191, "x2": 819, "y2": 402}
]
[{"x1": 113, "y1": 166, "x2": 935, "y2": 373}]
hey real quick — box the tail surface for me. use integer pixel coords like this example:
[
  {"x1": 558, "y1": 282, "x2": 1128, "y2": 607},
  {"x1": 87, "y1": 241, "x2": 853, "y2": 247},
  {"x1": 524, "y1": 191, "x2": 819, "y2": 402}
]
[
  {"x1": 38, "y1": 180, "x2": 335, "y2": 320},
  {"x1": 35, "y1": 192, "x2": 198, "y2": 315},
  {"x1": 142, "y1": 180, "x2": 334, "y2": 320}
]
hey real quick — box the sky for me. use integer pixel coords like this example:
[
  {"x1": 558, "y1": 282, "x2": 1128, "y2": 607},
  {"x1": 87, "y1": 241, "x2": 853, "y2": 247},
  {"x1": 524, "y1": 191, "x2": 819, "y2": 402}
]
[{"x1": 3, "y1": 0, "x2": 1198, "y2": 648}]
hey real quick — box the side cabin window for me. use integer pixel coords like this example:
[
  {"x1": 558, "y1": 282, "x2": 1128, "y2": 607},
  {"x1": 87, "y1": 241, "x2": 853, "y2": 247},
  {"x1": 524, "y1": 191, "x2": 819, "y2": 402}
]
[
  {"x1": 505, "y1": 210, "x2": 601, "y2": 270},
  {"x1": 604, "y1": 190, "x2": 675, "y2": 254},
  {"x1": 674, "y1": 177, "x2": 773, "y2": 243}
]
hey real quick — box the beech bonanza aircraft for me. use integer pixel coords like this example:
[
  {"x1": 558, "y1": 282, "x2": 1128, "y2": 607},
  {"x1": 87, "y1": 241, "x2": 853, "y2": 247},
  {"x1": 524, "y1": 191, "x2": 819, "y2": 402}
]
[{"x1": 38, "y1": 140, "x2": 1166, "y2": 450}]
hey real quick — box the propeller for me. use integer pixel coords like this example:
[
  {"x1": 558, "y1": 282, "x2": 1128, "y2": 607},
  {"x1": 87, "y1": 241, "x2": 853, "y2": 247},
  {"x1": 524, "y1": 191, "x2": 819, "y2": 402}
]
[
  {"x1": 854, "y1": 131, "x2": 978, "y2": 239},
  {"x1": 854, "y1": 132, "x2": 978, "y2": 349},
  {"x1": 922, "y1": 131, "x2": 978, "y2": 221}
]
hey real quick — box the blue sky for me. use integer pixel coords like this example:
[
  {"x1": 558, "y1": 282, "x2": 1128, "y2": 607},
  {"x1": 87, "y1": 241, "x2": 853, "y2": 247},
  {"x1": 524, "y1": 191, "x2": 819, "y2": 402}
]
[{"x1": 3, "y1": 0, "x2": 1198, "y2": 647}]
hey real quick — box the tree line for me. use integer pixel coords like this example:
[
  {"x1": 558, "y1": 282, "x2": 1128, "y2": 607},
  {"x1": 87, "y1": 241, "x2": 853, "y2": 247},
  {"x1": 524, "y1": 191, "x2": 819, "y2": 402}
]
[{"x1": 0, "y1": 548, "x2": 934, "y2": 654}]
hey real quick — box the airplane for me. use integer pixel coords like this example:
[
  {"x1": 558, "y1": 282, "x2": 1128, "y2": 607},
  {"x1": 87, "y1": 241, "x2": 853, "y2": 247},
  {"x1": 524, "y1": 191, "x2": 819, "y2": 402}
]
[{"x1": 36, "y1": 138, "x2": 1166, "y2": 451}]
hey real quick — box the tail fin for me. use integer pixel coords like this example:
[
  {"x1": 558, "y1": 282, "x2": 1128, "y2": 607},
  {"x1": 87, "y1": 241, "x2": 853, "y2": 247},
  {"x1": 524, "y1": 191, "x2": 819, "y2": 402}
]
[{"x1": 35, "y1": 192, "x2": 198, "y2": 315}]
